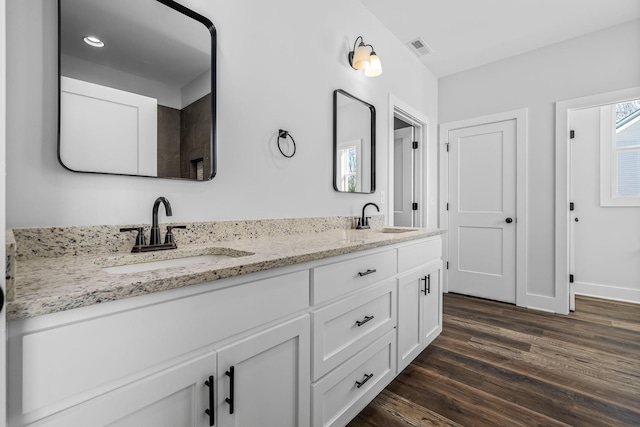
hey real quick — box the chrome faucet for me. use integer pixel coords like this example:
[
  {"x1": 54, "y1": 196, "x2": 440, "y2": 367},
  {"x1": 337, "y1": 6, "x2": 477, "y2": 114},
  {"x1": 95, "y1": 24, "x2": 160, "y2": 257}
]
[
  {"x1": 120, "y1": 197, "x2": 186, "y2": 252},
  {"x1": 150, "y1": 197, "x2": 172, "y2": 245},
  {"x1": 356, "y1": 202, "x2": 380, "y2": 229}
]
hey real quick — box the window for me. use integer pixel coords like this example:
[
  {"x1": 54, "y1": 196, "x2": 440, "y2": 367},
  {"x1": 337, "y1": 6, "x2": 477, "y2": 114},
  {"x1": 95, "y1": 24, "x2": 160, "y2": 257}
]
[
  {"x1": 600, "y1": 100, "x2": 640, "y2": 206},
  {"x1": 336, "y1": 140, "x2": 361, "y2": 192}
]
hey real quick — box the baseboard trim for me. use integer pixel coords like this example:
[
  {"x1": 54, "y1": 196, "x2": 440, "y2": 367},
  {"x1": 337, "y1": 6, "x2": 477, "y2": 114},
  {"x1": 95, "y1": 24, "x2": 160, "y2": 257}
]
[{"x1": 574, "y1": 281, "x2": 640, "y2": 304}]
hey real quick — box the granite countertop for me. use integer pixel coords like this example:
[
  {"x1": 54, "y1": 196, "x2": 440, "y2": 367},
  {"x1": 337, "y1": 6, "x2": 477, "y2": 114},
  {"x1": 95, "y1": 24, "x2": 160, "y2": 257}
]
[{"x1": 7, "y1": 220, "x2": 445, "y2": 321}]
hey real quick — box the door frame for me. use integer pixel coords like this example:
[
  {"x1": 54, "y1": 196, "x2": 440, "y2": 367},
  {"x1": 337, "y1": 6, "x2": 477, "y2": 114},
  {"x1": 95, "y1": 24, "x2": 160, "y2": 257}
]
[
  {"x1": 387, "y1": 95, "x2": 430, "y2": 228},
  {"x1": 439, "y1": 109, "x2": 528, "y2": 307},
  {"x1": 392, "y1": 126, "x2": 415, "y2": 226},
  {"x1": 1, "y1": 0, "x2": 7, "y2": 424},
  {"x1": 555, "y1": 86, "x2": 640, "y2": 314}
]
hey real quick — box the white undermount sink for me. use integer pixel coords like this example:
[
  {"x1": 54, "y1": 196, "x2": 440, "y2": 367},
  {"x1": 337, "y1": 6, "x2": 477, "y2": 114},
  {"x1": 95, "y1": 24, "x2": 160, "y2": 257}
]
[
  {"x1": 102, "y1": 250, "x2": 252, "y2": 275},
  {"x1": 380, "y1": 227, "x2": 418, "y2": 233}
]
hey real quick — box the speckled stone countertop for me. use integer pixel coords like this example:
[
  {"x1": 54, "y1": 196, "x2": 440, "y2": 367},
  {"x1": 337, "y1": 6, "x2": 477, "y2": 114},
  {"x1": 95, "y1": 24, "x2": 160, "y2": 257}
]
[{"x1": 7, "y1": 216, "x2": 445, "y2": 321}]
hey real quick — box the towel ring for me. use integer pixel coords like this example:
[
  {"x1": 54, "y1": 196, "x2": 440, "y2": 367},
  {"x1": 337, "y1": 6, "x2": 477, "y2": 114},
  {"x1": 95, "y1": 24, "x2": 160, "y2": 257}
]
[{"x1": 277, "y1": 129, "x2": 296, "y2": 158}]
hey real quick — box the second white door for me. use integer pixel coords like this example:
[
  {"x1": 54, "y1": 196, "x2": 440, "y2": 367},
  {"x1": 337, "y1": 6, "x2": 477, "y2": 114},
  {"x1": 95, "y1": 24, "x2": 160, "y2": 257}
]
[{"x1": 447, "y1": 119, "x2": 517, "y2": 303}]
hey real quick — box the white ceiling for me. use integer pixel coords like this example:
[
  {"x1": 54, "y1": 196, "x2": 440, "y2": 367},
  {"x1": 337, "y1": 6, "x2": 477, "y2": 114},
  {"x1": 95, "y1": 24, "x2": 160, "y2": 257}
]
[
  {"x1": 60, "y1": 0, "x2": 210, "y2": 87},
  {"x1": 359, "y1": 0, "x2": 640, "y2": 77}
]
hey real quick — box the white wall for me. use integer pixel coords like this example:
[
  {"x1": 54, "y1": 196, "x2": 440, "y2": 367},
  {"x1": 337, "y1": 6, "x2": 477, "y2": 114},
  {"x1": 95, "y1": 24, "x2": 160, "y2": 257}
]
[
  {"x1": 6, "y1": 0, "x2": 437, "y2": 228},
  {"x1": 439, "y1": 20, "x2": 640, "y2": 300}
]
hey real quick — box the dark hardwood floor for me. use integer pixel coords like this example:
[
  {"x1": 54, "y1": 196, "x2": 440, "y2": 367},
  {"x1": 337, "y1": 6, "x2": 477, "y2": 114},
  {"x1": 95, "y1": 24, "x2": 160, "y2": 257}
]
[{"x1": 348, "y1": 293, "x2": 640, "y2": 427}]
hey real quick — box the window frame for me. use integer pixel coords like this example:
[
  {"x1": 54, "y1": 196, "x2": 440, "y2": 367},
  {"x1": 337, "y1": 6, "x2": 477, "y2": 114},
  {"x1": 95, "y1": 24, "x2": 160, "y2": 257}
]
[{"x1": 600, "y1": 105, "x2": 640, "y2": 206}]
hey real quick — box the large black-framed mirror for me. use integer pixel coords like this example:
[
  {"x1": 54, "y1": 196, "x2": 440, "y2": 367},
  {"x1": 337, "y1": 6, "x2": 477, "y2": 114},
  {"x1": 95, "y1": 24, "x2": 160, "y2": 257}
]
[
  {"x1": 333, "y1": 89, "x2": 376, "y2": 193},
  {"x1": 58, "y1": 0, "x2": 216, "y2": 181}
]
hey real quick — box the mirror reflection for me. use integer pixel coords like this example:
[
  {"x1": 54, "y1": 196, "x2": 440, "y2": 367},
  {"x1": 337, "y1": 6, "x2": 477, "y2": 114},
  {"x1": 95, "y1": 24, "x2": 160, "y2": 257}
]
[
  {"x1": 58, "y1": 0, "x2": 216, "y2": 180},
  {"x1": 333, "y1": 89, "x2": 376, "y2": 193}
]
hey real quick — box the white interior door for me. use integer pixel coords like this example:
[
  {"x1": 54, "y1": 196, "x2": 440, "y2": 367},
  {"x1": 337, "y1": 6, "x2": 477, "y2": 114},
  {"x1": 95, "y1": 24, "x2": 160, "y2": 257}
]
[
  {"x1": 448, "y1": 119, "x2": 517, "y2": 303},
  {"x1": 394, "y1": 127, "x2": 415, "y2": 226}
]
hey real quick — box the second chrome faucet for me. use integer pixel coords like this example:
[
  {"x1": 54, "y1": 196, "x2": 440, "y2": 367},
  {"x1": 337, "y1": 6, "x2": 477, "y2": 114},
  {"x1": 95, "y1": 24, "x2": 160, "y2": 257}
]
[{"x1": 120, "y1": 197, "x2": 186, "y2": 252}]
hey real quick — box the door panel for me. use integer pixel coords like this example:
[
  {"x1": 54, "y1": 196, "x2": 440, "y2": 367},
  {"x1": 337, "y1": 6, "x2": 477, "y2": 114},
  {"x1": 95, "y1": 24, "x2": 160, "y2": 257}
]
[
  {"x1": 459, "y1": 132, "x2": 504, "y2": 212},
  {"x1": 458, "y1": 226, "x2": 503, "y2": 275},
  {"x1": 28, "y1": 352, "x2": 216, "y2": 427},
  {"x1": 448, "y1": 120, "x2": 516, "y2": 303},
  {"x1": 216, "y1": 315, "x2": 310, "y2": 427}
]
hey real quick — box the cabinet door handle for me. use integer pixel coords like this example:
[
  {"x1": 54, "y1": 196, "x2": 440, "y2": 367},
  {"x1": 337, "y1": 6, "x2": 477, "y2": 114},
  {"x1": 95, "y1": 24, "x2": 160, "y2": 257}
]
[
  {"x1": 358, "y1": 268, "x2": 377, "y2": 277},
  {"x1": 355, "y1": 315, "x2": 374, "y2": 327},
  {"x1": 355, "y1": 373, "x2": 374, "y2": 389},
  {"x1": 225, "y1": 366, "x2": 235, "y2": 415},
  {"x1": 204, "y1": 375, "x2": 214, "y2": 426},
  {"x1": 421, "y1": 274, "x2": 431, "y2": 294}
]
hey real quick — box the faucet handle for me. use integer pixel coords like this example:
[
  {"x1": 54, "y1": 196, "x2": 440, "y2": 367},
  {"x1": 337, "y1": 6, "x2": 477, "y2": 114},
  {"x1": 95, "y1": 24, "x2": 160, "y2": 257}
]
[
  {"x1": 365, "y1": 216, "x2": 371, "y2": 226},
  {"x1": 164, "y1": 225, "x2": 187, "y2": 244},
  {"x1": 120, "y1": 227, "x2": 147, "y2": 247}
]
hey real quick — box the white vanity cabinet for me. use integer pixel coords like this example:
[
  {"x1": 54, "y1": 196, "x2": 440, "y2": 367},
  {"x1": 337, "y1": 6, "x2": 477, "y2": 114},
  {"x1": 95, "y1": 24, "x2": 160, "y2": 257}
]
[
  {"x1": 309, "y1": 236, "x2": 442, "y2": 427},
  {"x1": 8, "y1": 233, "x2": 444, "y2": 427},
  {"x1": 8, "y1": 270, "x2": 310, "y2": 427},
  {"x1": 396, "y1": 240, "x2": 443, "y2": 373}
]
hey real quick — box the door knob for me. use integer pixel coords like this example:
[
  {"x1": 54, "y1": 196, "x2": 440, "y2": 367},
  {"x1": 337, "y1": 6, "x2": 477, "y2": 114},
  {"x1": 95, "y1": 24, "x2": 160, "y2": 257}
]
[{"x1": 506, "y1": 218, "x2": 513, "y2": 223}]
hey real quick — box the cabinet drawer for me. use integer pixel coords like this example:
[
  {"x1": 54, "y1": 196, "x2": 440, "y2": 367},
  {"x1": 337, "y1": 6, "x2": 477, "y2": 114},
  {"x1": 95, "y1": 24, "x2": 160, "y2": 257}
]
[
  {"x1": 312, "y1": 280, "x2": 396, "y2": 380},
  {"x1": 13, "y1": 270, "x2": 309, "y2": 420},
  {"x1": 312, "y1": 249, "x2": 397, "y2": 304},
  {"x1": 312, "y1": 330, "x2": 396, "y2": 427},
  {"x1": 398, "y1": 237, "x2": 441, "y2": 272}
]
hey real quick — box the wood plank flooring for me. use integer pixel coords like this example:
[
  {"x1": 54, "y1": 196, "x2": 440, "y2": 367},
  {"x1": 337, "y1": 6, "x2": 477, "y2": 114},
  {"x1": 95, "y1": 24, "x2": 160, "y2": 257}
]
[{"x1": 348, "y1": 293, "x2": 640, "y2": 427}]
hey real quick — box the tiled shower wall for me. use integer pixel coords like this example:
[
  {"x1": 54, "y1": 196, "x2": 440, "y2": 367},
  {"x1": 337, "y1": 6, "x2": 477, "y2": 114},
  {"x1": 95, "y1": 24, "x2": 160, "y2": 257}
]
[{"x1": 156, "y1": 93, "x2": 212, "y2": 180}]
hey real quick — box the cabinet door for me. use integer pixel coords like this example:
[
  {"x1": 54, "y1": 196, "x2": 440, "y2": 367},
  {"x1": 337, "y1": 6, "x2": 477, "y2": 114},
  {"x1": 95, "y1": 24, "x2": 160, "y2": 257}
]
[
  {"x1": 422, "y1": 261, "x2": 443, "y2": 347},
  {"x1": 216, "y1": 315, "x2": 310, "y2": 427},
  {"x1": 396, "y1": 268, "x2": 424, "y2": 373},
  {"x1": 27, "y1": 352, "x2": 217, "y2": 427}
]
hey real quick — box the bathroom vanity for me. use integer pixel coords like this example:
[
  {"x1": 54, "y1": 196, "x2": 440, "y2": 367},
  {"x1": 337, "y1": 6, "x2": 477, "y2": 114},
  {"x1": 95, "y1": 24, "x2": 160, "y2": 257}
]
[{"x1": 6, "y1": 218, "x2": 444, "y2": 427}]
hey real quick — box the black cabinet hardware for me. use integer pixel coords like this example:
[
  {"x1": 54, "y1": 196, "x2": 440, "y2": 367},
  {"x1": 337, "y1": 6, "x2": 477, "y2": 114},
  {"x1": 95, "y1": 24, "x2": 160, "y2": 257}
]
[
  {"x1": 506, "y1": 217, "x2": 513, "y2": 224},
  {"x1": 355, "y1": 315, "x2": 374, "y2": 327},
  {"x1": 225, "y1": 366, "x2": 235, "y2": 414},
  {"x1": 204, "y1": 375, "x2": 214, "y2": 426},
  {"x1": 358, "y1": 269, "x2": 377, "y2": 277},
  {"x1": 355, "y1": 373, "x2": 373, "y2": 389},
  {"x1": 421, "y1": 274, "x2": 431, "y2": 294}
]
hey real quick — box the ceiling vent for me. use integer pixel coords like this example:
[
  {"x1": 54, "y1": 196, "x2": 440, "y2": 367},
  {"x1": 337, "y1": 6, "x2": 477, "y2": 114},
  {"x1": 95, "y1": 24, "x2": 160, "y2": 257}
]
[{"x1": 407, "y1": 37, "x2": 433, "y2": 57}]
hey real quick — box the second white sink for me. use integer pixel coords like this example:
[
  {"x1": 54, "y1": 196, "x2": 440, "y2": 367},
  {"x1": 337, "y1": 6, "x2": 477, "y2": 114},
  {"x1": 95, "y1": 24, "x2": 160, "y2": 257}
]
[{"x1": 103, "y1": 252, "x2": 250, "y2": 275}]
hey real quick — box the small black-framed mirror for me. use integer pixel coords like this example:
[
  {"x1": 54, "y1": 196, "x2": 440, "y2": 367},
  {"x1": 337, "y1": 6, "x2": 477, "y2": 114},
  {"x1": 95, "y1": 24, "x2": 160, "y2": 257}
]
[
  {"x1": 333, "y1": 89, "x2": 376, "y2": 193},
  {"x1": 57, "y1": 0, "x2": 216, "y2": 181}
]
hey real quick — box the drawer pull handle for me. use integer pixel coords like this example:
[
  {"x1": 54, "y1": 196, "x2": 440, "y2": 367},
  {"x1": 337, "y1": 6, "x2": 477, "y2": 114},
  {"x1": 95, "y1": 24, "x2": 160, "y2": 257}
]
[
  {"x1": 225, "y1": 366, "x2": 235, "y2": 414},
  {"x1": 355, "y1": 315, "x2": 374, "y2": 327},
  {"x1": 355, "y1": 373, "x2": 374, "y2": 389},
  {"x1": 204, "y1": 375, "x2": 214, "y2": 426},
  {"x1": 358, "y1": 269, "x2": 377, "y2": 277}
]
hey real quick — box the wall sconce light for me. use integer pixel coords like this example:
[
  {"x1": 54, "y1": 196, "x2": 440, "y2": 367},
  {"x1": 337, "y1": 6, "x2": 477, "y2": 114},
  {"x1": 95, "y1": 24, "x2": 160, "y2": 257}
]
[{"x1": 348, "y1": 36, "x2": 382, "y2": 77}]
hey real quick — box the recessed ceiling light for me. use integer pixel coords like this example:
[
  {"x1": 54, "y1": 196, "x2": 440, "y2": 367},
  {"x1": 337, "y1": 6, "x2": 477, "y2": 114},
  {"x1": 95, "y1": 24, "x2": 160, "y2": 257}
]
[{"x1": 83, "y1": 36, "x2": 104, "y2": 48}]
